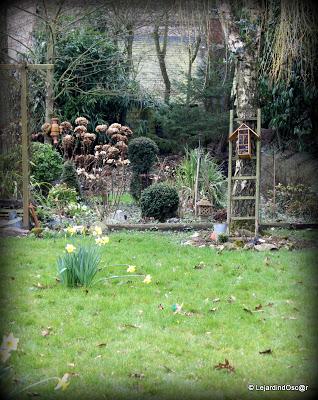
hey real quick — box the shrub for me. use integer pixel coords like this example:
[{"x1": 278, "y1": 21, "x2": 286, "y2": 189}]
[
  {"x1": 130, "y1": 172, "x2": 153, "y2": 202},
  {"x1": 61, "y1": 160, "x2": 81, "y2": 194},
  {"x1": 47, "y1": 183, "x2": 78, "y2": 210},
  {"x1": 31, "y1": 143, "x2": 63, "y2": 184},
  {"x1": 128, "y1": 136, "x2": 159, "y2": 174},
  {"x1": 140, "y1": 183, "x2": 179, "y2": 222}
]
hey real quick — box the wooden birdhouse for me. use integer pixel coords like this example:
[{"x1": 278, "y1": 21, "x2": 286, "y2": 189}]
[{"x1": 228, "y1": 123, "x2": 259, "y2": 159}]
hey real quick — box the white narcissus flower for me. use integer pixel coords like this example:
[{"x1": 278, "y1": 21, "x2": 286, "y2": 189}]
[{"x1": 1, "y1": 333, "x2": 19, "y2": 351}]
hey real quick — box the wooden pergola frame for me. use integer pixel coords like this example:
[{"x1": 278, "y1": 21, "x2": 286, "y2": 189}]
[{"x1": 0, "y1": 63, "x2": 54, "y2": 229}]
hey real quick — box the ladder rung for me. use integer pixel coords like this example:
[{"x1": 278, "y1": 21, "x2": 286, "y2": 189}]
[
  {"x1": 232, "y1": 176, "x2": 256, "y2": 180},
  {"x1": 233, "y1": 156, "x2": 257, "y2": 160},
  {"x1": 232, "y1": 196, "x2": 256, "y2": 200},
  {"x1": 234, "y1": 117, "x2": 257, "y2": 121},
  {"x1": 231, "y1": 216, "x2": 256, "y2": 220}
]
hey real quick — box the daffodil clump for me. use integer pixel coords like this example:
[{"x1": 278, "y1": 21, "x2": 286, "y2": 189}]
[
  {"x1": 58, "y1": 225, "x2": 152, "y2": 288},
  {"x1": 57, "y1": 226, "x2": 109, "y2": 287}
]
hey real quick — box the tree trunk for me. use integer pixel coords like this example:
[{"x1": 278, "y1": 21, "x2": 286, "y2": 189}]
[
  {"x1": 217, "y1": 0, "x2": 262, "y2": 219},
  {"x1": 153, "y1": 17, "x2": 171, "y2": 104},
  {"x1": 125, "y1": 25, "x2": 134, "y2": 77},
  {"x1": 186, "y1": 35, "x2": 201, "y2": 107}
]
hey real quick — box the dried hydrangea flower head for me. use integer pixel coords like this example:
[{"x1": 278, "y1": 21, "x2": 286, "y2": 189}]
[
  {"x1": 75, "y1": 116, "x2": 89, "y2": 127},
  {"x1": 107, "y1": 146, "x2": 120, "y2": 159},
  {"x1": 74, "y1": 125, "x2": 87, "y2": 138},
  {"x1": 59, "y1": 121, "x2": 73, "y2": 134},
  {"x1": 41, "y1": 122, "x2": 51, "y2": 134},
  {"x1": 62, "y1": 134, "x2": 74, "y2": 149},
  {"x1": 95, "y1": 124, "x2": 109, "y2": 133},
  {"x1": 112, "y1": 133, "x2": 128, "y2": 143},
  {"x1": 83, "y1": 133, "x2": 96, "y2": 145},
  {"x1": 107, "y1": 123, "x2": 121, "y2": 136},
  {"x1": 120, "y1": 125, "x2": 133, "y2": 137}
]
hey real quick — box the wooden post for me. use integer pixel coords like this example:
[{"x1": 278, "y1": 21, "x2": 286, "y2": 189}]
[
  {"x1": 21, "y1": 63, "x2": 29, "y2": 229},
  {"x1": 255, "y1": 108, "x2": 261, "y2": 236},
  {"x1": 227, "y1": 110, "x2": 234, "y2": 235},
  {"x1": 194, "y1": 146, "x2": 201, "y2": 217}
]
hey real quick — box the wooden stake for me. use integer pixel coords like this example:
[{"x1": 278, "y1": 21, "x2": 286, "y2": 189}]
[
  {"x1": 255, "y1": 108, "x2": 261, "y2": 236},
  {"x1": 21, "y1": 64, "x2": 29, "y2": 230},
  {"x1": 227, "y1": 110, "x2": 234, "y2": 235}
]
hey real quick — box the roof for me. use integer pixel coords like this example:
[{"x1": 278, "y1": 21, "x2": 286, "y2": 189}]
[{"x1": 229, "y1": 123, "x2": 260, "y2": 141}]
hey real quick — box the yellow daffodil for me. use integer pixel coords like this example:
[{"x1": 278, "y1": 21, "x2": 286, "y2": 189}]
[
  {"x1": 101, "y1": 236, "x2": 109, "y2": 244},
  {"x1": 95, "y1": 236, "x2": 109, "y2": 246},
  {"x1": 1, "y1": 333, "x2": 19, "y2": 351},
  {"x1": 54, "y1": 373, "x2": 71, "y2": 391},
  {"x1": 65, "y1": 244, "x2": 76, "y2": 253},
  {"x1": 66, "y1": 226, "x2": 76, "y2": 236},
  {"x1": 92, "y1": 226, "x2": 102, "y2": 236},
  {"x1": 127, "y1": 265, "x2": 136, "y2": 273},
  {"x1": 0, "y1": 349, "x2": 11, "y2": 363},
  {"x1": 143, "y1": 274, "x2": 152, "y2": 284}
]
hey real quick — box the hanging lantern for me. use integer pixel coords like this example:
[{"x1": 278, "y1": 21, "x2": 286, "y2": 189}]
[
  {"x1": 197, "y1": 197, "x2": 213, "y2": 219},
  {"x1": 50, "y1": 117, "x2": 60, "y2": 145}
]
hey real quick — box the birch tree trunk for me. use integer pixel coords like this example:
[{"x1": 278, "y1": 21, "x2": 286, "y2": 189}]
[
  {"x1": 153, "y1": 14, "x2": 171, "y2": 104},
  {"x1": 217, "y1": 0, "x2": 262, "y2": 219}
]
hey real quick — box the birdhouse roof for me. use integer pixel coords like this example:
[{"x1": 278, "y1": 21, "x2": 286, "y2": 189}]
[
  {"x1": 197, "y1": 198, "x2": 212, "y2": 207},
  {"x1": 228, "y1": 123, "x2": 260, "y2": 141}
]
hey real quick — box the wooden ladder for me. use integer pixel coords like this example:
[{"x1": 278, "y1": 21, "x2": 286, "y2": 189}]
[{"x1": 227, "y1": 109, "x2": 261, "y2": 237}]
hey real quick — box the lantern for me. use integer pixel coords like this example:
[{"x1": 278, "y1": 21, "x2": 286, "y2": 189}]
[
  {"x1": 197, "y1": 197, "x2": 213, "y2": 219},
  {"x1": 228, "y1": 123, "x2": 259, "y2": 159},
  {"x1": 50, "y1": 117, "x2": 60, "y2": 145}
]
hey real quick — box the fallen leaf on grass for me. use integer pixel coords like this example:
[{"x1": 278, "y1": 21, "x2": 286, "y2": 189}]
[
  {"x1": 212, "y1": 298, "x2": 220, "y2": 303},
  {"x1": 129, "y1": 373, "x2": 145, "y2": 379},
  {"x1": 259, "y1": 349, "x2": 272, "y2": 355},
  {"x1": 209, "y1": 308, "x2": 218, "y2": 313},
  {"x1": 194, "y1": 262, "x2": 206, "y2": 269},
  {"x1": 41, "y1": 327, "x2": 52, "y2": 337},
  {"x1": 228, "y1": 295, "x2": 236, "y2": 303},
  {"x1": 118, "y1": 323, "x2": 141, "y2": 330},
  {"x1": 33, "y1": 282, "x2": 47, "y2": 289},
  {"x1": 255, "y1": 304, "x2": 263, "y2": 311},
  {"x1": 67, "y1": 363, "x2": 75, "y2": 368},
  {"x1": 214, "y1": 359, "x2": 235, "y2": 373},
  {"x1": 243, "y1": 306, "x2": 253, "y2": 314},
  {"x1": 97, "y1": 343, "x2": 107, "y2": 347}
]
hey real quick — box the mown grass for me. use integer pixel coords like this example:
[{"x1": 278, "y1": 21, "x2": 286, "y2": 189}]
[{"x1": 0, "y1": 232, "x2": 317, "y2": 400}]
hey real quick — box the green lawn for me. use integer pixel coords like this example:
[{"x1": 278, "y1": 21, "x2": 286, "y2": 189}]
[{"x1": 0, "y1": 232, "x2": 317, "y2": 400}]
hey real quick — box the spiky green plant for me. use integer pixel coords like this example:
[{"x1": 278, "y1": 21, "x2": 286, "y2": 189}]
[{"x1": 175, "y1": 147, "x2": 227, "y2": 209}]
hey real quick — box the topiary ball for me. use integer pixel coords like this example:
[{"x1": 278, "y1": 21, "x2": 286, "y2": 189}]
[
  {"x1": 31, "y1": 142, "x2": 63, "y2": 185},
  {"x1": 127, "y1": 136, "x2": 159, "y2": 174},
  {"x1": 140, "y1": 183, "x2": 179, "y2": 222}
]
